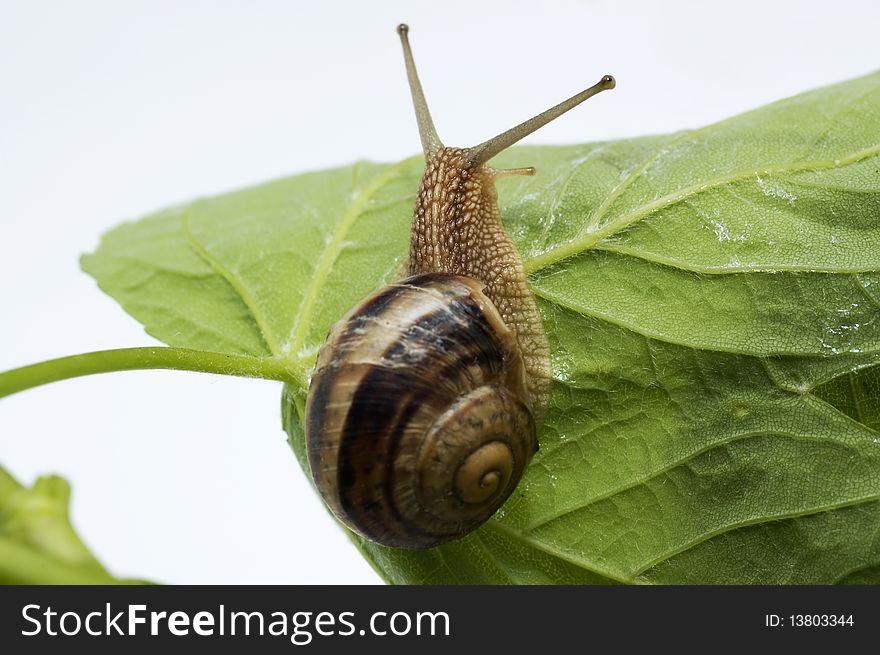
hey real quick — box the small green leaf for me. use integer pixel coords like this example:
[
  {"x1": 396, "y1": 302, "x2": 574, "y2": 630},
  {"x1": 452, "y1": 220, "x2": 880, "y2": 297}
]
[
  {"x1": 0, "y1": 466, "x2": 146, "y2": 584},
  {"x1": 84, "y1": 71, "x2": 880, "y2": 584}
]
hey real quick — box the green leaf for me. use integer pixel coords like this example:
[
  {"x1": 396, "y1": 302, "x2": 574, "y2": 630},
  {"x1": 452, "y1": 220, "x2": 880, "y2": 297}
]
[
  {"x1": 84, "y1": 71, "x2": 880, "y2": 584},
  {"x1": 0, "y1": 466, "x2": 146, "y2": 584}
]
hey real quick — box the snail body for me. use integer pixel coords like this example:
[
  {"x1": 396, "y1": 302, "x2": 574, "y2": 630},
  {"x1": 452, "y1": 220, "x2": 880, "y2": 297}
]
[{"x1": 305, "y1": 24, "x2": 614, "y2": 548}]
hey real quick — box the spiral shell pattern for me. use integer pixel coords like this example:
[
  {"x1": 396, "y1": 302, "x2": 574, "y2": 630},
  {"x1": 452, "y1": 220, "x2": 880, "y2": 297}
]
[{"x1": 305, "y1": 273, "x2": 537, "y2": 548}]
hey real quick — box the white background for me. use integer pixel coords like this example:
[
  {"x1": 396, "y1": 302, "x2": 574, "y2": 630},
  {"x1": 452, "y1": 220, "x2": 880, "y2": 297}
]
[{"x1": 1, "y1": 0, "x2": 877, "y2": 584}]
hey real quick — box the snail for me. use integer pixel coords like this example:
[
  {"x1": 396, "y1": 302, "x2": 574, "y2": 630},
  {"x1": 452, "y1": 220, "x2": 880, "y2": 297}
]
[{"x1": 304, "y1": 24, "x2": 615, "y2": 548}]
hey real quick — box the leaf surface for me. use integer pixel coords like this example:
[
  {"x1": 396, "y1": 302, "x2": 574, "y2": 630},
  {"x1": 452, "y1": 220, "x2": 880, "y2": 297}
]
[{"x1": 84, "y1": 71, "x2": 880, "y2": 583}]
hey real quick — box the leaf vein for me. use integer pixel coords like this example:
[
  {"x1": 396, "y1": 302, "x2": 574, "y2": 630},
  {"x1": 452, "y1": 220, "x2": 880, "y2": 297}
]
[
  {"x1": 484, "y1": 521, "x2": 631, "y2": 584},
  {"x1": 633, "y1": 493, "x2": 880, "y2": 576},
  {"x1": 180, "y1": 210, "x2": 279, "y2": 354},
  {"x1": 525, "y1": 143, "x2": 880, "y2": 274},
  {"x1": 284, "y1": 160, "x2": 412, "y2": 362},
  {"x1": 473, "y1": 531, "x2": 517, "y2": 583},
  {"x1": 829, "y1": 513, "x2": 880, "y2": 583},
  {"x1": 524, "y1": 425, "x2": 863, "y2": 531}
]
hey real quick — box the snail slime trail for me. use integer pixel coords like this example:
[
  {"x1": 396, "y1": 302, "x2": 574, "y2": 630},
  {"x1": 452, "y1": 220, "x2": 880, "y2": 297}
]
[{"x1": 304, "y1": 24, "x2": 615, "y2": 549}]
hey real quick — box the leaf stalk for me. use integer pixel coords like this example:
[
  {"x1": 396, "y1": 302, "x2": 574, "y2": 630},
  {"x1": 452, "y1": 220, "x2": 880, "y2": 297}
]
[{"x1": 0, "y1": 347, "x2": 299, "y2": 399}]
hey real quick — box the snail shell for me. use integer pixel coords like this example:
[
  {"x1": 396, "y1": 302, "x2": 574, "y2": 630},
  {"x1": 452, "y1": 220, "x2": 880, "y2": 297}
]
[{"x1": 306, "y1": 273, "x2": 536, "y2": 548}]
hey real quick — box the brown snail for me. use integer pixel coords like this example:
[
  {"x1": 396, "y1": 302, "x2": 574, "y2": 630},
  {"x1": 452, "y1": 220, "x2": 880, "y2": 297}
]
[{"x1": 305, "y1": 24, "x2": 615, "y2": 548}]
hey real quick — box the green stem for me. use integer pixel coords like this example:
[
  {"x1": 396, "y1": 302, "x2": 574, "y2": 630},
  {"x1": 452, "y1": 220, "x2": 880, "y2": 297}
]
[{"x1": 0, "y1": 347, "x2": 300, "y2": 399}]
